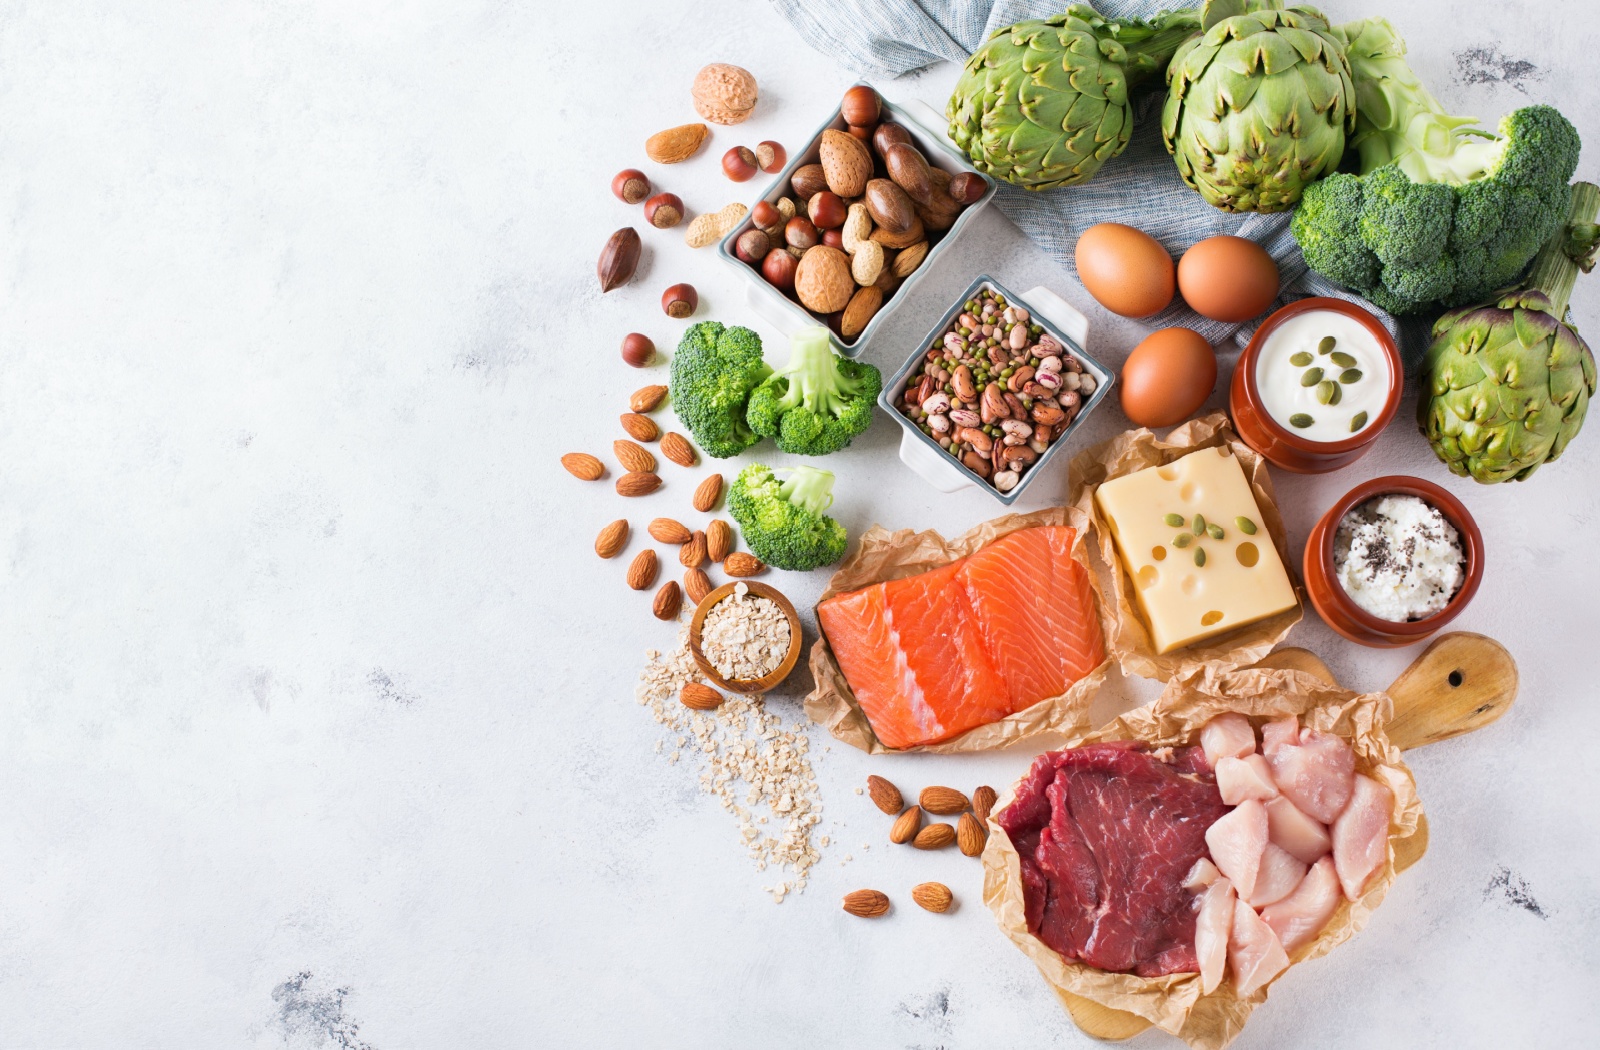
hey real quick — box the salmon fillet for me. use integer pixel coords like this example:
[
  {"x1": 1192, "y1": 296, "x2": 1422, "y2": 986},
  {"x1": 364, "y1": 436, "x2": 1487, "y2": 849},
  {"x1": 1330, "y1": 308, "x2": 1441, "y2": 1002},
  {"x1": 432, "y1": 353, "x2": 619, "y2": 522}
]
[{"x1": 817, "y1": 527, "x2": 1106, "y2": 748}]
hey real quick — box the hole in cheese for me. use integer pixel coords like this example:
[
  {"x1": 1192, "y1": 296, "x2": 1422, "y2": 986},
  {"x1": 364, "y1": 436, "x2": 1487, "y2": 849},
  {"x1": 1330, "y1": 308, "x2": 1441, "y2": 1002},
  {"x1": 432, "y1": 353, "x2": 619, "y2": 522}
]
[
  {"x1": 1181, "y1": 575, "x2": 1200, "y2": 596},
  {"x1": 1179, "y1": 481, "x2": 1198, "y2": 503},
  {"x1": 1152, "y1": 546, "x2": 1167, "y2": 562},
  {"x1": 1201, "y1": 610, "x2": 1223, "y2": 627},
  {"x1": 1236, "y1": 541, "x2": 1259, "y2": 568},
  {"x1": 1137, "y1": 565, "x2": 1159, "y2": 590},
  {"x1": 1157, "y1": 465, "x2": 1179, "y2": 482}
]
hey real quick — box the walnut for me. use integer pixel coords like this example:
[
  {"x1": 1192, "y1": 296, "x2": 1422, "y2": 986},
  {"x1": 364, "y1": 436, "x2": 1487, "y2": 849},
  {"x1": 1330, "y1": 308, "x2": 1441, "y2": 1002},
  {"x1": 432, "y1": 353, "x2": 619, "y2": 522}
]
[{"x1": 692, "y1": 63, "x2": 758, "y2": 125}]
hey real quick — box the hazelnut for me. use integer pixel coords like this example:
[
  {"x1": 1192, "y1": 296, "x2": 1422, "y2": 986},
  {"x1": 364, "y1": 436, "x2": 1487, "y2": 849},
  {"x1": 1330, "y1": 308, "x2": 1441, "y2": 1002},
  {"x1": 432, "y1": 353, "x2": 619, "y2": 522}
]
[
  {"x1": 847, "y1": 124, "x2": 874, "y2": 142},
  {"x1": 785, "y1": 216, "x2": 819, "y2": 251},
  {"x1": 643, "y1": 192, "x2": 684, "y2": 229},
  {"x1": 949, "y1": 171, "x2": 986, "y2": 205},
  {"x1": 691, "y1": 63, "x2": 759, "y2": 125},
  {"x1": 751, "y1": 200, "x2": 781, "y2": 229},
  {"x1": 872, "y1": 123, "x2": 913, "y2": 157},
  {"x1": 735, "y1": 228, "x2": 772, "y2": 264},
  {"x1": 808, "y1": 191, "x2": 847, "y2": 230},
  {"x1": 661, "y1": 283, "x2": 699, "y2": 319},
  {"x1": 761, "y1": 248, "x2": 797, "y2": 293},
  {"x1": 756, "y1": 141, "x2": 787, "y2": 174},
  {"x1": 611, "y1": 168, "x2": 650, "y2": 205},
  {"x1": 722, "y1": 146, "x2": 759, "y2": 182},
  {"x1": 821, "y1": 228, "x2": 844, "y2": 249},
  {"x1": 790, "y1": 163, "x2": 828, "y2": 201},
  {"x1": 841, "y1": 85, "x2": 881, "y2": 128},
  {"x1": 621, "y1": 333, "x2": 656, "y2": 368}
]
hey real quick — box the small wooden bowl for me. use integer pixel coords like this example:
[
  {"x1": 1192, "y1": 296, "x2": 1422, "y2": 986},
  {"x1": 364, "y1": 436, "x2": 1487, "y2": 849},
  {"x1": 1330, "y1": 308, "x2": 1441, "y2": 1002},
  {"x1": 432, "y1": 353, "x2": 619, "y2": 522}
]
[
  {"x1": 687, "y1": 581, "x2": 803, "y2": 693},
  {"x1": 1303, "y1": 475, "x2": 1484, "y2": 648}
]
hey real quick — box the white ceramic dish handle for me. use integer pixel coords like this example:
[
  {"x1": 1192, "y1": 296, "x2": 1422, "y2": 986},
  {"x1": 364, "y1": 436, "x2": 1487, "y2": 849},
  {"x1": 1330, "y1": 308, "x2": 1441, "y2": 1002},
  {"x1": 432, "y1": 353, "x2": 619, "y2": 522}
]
[
  {"x1": 1019, "y1": 285, "x2": 1090, "y2": 347},
  {"x1": 744, "y1": 282, "x2": 804, "y2": 336}
]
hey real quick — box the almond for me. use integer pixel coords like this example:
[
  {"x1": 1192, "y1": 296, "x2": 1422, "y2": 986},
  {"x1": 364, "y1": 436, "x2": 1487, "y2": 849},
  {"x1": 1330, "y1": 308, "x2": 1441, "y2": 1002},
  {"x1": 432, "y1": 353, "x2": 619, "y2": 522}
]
[
  {"x1": 681, "y1": 681, "x2": 724, "y2": 710},
  {"x1": 819, "y1": 129, "x2": 872, "y2": 197},
  {"x1": 620, "y1": 412, "x2": 660, "y2": 442},
  {"x1": 683, "y1": 567, "x2": 713, "y2": 605},
  {"x1": 630, "y1": 384, "x2": 668, "y2": 413},
  {"x1": 840, "y1": 285, "x2": 883, "y2": 340},
  {"x1": 645, "y1": 122, "x2": 709, "y2": 164},
  {"x1": 972, "y1": 785, "x2": 998, "y2": 824},
  {"x1": 794, "y1": 245, "x2": 855, "y2": 314},
  {"x1": 723, "y1": 552, "x2": 765, "y2": 577},
  {"x1": 913, "y1": 822, "x2": 956, "y2": 850},
  {"x1": 594, "y1": 519, "x2": 629, "y2": 559},
  {"x1": 871, "y1": 217, "x2": 926, "y2": 249},
  {"x1": 866, "y1": 775, "x2": 902, "y2": 816},
  {"x1": 626, "y1": 549, "x2": 659, "y2": 590},
  {"x1": 957, "y1": 812, "x2": 987, "y2": 857},
  {"x1": 692, "y1": 473, "x2": 723, "y2": 513},
  {"x1": 841, "y1": 889, "x2": 890, "y2": 918},
  {"x1": 920, "y1": 786, "x2": 969, "y2": 815},
  {"x1": 705, "y1": 519, "x2": 733, "y2": 562},
  {"x1": 680, "y1": 530, "x2": 708, "y2": 569},
  {"x1": 652, "y1": 580, "x2": 682, "y2": 620},
  {"x1": 614, "y1": 439, "x2": 656, "y2": 474},
  {"x1": 889, "y1": 805, "x2": 922, "y2": 844},
  {"x1": 561, "y1": 453, "x2": 605, "y2": 481},
  {"x1": 648, "y1": 518, "x2": 692, "y2": 544},
  {"x1": 891, "y1": 240, "x2": 929, "y2": 277},
  {"x1": 659, "y1": 432, "x2": 697, "y2": 468},
  {"x1": 616, "y1": 471, "x2": 662, "y2": 497},
  {"x1": 911, "y1": 882, "x2": 953, "y2": 913}
]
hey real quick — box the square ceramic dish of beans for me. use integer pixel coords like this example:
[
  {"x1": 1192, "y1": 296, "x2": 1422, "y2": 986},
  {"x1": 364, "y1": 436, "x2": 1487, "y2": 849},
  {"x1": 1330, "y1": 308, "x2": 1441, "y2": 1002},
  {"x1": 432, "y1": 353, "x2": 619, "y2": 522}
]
[
  {"x1": 716, "y1": 87, "x2": 996, "y2": 358},
  {"x1": 882, "y1": 276, "x2": 1115, "y2": 505}
]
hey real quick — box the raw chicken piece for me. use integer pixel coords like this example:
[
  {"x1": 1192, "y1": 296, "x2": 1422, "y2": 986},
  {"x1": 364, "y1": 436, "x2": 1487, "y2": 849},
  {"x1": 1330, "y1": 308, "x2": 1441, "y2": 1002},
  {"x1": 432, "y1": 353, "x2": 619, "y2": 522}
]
[
  {"x1": 1262, "y1": 856, "x2": 1341, "y2": 953},
  {"x1": 1265, "y1": 796, "x2": 1332, "y2": 865},
  {"x1": 1201, "y1": 713, "x2": 1256, "y2": 767},
  {"x1": 1216, "y1": 754, "x2": 1280, "y2": 805},
  {"x1": 1260, "y1": 716, "x2": 1301, "y2": 758},
  {"x1": 1195, "y1": 877, "x2": 1235, "y2": 994},
  {"x1": 1267, "y1": 728, "x2": 1355, "y2": 823},
  {"x1": 1184, "y1": 858, "x2": 1221, "y2": 891},
  {"x1": 1333, "y1": 773, "x2": 1394, "y2": 900},
  {"x1": 1229, "y1": 898, "x2": 1290, "y2": 997},
  {"x1": 1244, "y1": 842, "x2": 1309, "y2": 908},
  {"x1": 1205, "y1": 799, "x2": 1268, "y2": 899}
]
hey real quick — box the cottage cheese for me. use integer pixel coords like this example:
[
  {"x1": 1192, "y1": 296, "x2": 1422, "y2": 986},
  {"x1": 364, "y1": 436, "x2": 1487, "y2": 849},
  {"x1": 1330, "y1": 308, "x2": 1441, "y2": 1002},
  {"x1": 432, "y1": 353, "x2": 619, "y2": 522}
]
[{"x1": 1334, "y1": 496, "x2": 1465, "y2": 622}]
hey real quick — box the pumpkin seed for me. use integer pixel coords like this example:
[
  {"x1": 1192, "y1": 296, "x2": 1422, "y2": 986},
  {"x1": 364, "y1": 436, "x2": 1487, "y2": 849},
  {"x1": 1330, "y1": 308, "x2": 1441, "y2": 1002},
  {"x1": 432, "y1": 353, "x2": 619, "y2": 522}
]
[
  {"x1": 1192, "y1": 514, "x2": 1207, "y2": 536},
  {"x1": 1350, "y1": 411, "x2": 1368, "y2": 432},
  {"x1": 1318, "y1": 336, "x2": 1336, "y2": 355},
  {"x1": 1340, "y1": 368, "x2": 1363, "y2": 383},
  {"x1": 1316, "y1": 379, "x2": 1341, "y2": 405},
  {"x1": 1194, "y1": 547, "x2": 1207, "y2": 568},
  {"x1": 1289, "y1": 413, "x2": 1314, "y2": 428},
  {"x1": 1164, "y1": 513, "x2": 1186, "y2": 527},
  {"x1": 1173, "y1": 533, "x2": 1193, "y2": 548},
  {"x1": 1235, "y1": 516, "x2": 1258, "y2": 535},
  {"x1": 1300, "y1": 367, "x2": 1324, "y2": 386},
  {"x1": 1289, "y1": 351, "x2": 1314, "y2": 367},
  {"x1": 1330, "y1": 351, "x2": 1356, "y2": 368},
  {"x1": 1207, "y1": 523, "x2": 1225, "y2": 540}
]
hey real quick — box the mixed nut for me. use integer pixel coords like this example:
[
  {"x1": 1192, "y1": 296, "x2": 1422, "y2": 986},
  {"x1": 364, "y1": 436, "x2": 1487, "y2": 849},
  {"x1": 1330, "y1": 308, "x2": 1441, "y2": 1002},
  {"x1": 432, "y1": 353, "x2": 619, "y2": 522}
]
[
  {"x1": 730, "y1": 85, "x2": 982, "y2": 342},
  {"x1": 893, "y1": 287, "x2": 1098, "y2": 493}
]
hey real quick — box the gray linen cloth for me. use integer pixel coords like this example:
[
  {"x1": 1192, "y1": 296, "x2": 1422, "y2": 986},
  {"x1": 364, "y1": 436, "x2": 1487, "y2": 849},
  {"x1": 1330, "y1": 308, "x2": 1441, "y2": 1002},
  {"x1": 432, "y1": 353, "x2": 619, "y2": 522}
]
[{"x1": 768, "y1": 0, "x2": 1428, "y2": 369}]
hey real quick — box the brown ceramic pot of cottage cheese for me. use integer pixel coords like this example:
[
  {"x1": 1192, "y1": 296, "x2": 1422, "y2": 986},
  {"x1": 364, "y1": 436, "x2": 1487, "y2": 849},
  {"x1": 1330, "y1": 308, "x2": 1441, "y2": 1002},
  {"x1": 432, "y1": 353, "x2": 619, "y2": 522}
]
[{"x1": 1303, "y1": 476, "x2": 1484, "y2": 648}]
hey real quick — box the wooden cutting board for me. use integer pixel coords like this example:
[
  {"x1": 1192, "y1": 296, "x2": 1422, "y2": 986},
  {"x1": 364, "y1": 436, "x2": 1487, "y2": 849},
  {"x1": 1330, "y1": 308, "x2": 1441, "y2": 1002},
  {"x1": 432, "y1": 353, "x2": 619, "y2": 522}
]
[{"x1": 1057, "y1": 631, "x2": 1519, "y2": 1042}]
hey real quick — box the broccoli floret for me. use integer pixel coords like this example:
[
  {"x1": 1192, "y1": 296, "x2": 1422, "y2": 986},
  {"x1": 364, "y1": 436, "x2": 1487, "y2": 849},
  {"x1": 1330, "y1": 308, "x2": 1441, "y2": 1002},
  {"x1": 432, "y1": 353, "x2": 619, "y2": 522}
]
[
  {"x1": 726, "y1": 464, "x2": 849, "y2": 572},
  {"x1": 1290, "y1": 17, "x2": 1581, "y2": 314},
  {"x1": 745, "y1": 326, "x2": 883, "y2": 456},
  {"x1": 667, "y1": 322, "x2": 772, "y2": 459}
]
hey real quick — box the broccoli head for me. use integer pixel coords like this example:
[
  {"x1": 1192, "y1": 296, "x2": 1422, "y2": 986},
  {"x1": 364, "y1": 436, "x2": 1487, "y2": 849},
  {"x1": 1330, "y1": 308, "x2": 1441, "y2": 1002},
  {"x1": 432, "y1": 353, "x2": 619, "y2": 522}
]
[
  {"x1": 1289, "y1": 17, "x2": 1581, "y2": 315},
  {"x1": 668, "y1": 321, "x2": 772, "y2": 459},
  {"x1": 745, "y1": 326, "x2": 882, "y2": 456},
  {"x1": 726, "y1": 464, "x2": 848, "y2": 572}
]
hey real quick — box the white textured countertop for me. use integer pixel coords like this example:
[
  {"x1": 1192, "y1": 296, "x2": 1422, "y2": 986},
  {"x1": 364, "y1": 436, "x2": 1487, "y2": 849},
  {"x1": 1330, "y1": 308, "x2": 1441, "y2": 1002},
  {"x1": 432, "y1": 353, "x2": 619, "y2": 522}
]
[{"x1": 1, "y1": 2, "x2": 1596, "y2": 1047}]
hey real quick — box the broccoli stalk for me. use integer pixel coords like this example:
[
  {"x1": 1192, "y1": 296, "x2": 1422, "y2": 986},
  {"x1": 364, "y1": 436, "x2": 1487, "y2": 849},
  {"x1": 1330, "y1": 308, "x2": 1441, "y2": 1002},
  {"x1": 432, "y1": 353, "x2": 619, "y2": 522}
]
[
  {"x1": 726, "y1": 463, "x2": 849, "y2": 572},
  {"x1": 1290, "y1": 17, "x2": 1582, "y2": 315},
  {"x1": 746, "y1": 326, "x2": 882, "y2": 456}
]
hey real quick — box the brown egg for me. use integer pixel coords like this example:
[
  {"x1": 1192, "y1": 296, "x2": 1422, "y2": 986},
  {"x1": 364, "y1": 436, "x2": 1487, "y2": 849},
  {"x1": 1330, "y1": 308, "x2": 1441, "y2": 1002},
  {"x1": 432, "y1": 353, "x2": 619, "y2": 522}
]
[
  {"x1": 1120, "y1": 328, "x2": 1217, "y2": 428},
  {"x1": 1178, "y1": 236, "x2": 1280, "y2": 322},
  {"x1": 1075, "y1": 223, "x2": 1175, "y2": 318}
]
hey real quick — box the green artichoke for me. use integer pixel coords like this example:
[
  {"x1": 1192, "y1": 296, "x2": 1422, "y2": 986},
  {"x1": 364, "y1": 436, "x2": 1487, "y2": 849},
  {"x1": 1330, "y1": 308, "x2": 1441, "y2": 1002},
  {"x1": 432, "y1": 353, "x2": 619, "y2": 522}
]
[
  {"x1": 946, "y1": 5, "x2": 1202, "y2": 191},
  {"x1": 1420, "y1": 182, "x2": 1599, "y2": 482},
  {"x1": 1162, "y1": 0, "x2": 1354, "y2": 212}
]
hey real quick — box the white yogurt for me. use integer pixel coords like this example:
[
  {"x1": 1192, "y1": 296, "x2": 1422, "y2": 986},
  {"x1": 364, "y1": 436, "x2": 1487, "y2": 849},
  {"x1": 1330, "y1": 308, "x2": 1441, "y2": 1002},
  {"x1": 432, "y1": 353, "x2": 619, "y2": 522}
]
[
  {"x1": 1255, "y1": 309, "x2": 1391, "y2": 443},
  {"x1": 1334, "y1": 496, "x2": 1465, "y2": 622}
]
